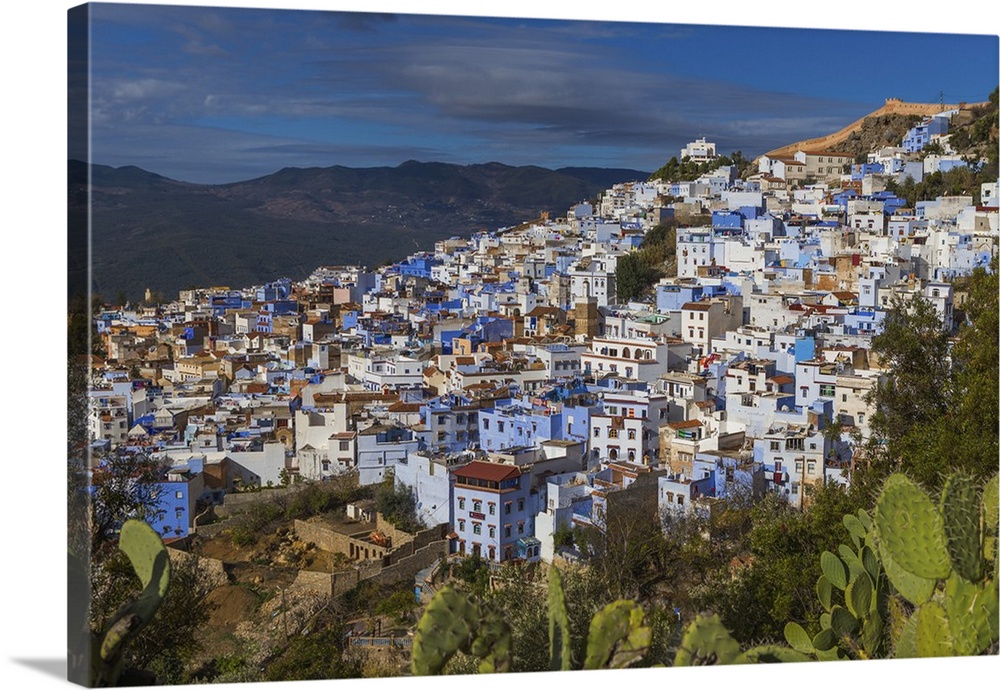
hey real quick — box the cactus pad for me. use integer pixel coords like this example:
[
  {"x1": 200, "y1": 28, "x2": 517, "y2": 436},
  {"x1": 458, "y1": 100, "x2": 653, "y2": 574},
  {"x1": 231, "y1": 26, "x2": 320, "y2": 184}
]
[
  {"x1": 583, "y1": 600, "x2": 651, "y2": 670},
  {"x1": 894, "y1": 608, "x2": 918, "y2": 658},
  {"x1": 811, "y1": 627, "x2": 836, "y2": 652},
  {"x1": 547, "y1": 567, "x2": 571, "y2": 671},
  {"x1": 783, "y1": 622, "x2": 814, "y2": 654},
  {"x1": 914, "y1": 600, "x2": 954, "y2": 658},
  {"x1": 737, "y1": 645, "x2": 812, "y2": 664},
  {"x1": 816, "y1": 575, "x2": 833, "y2": 612},
  {"x1": 838, "y1": 544, "x2": 864, "y2": 581},
  {"x1": 673, "y1": 614, "x2": 741, "y2": 666},
  {"x1": 983, "y1": 475, "x2": 999, "y2": 535},
  {"x1": 879, "y1": 539, "x2": 936, "y2": 605},
  {"x1": 843, "y1": 513, "x2": 866, "y2": 549},
  {"x1": 96, "y1": 519, "x2": 172, "y2": 685},
  {"x1": 944, "y1": 572, "x2": 999, "y2": 655},
  {"x1": 846, "y1": 572, "x2": 873, "y2": 618},
  {"x1": 875, "y1": 474, "x2": 951, "y2": 580},
  {"x1": 861, "y1": 611, "x2": 884, "y2": 657},
  {"x1": 940, "y1": 473, "x2": 983, "y2": 582},
  {"x1": 830, "y1": 605, "x2": 859, "y2": 637},
  {"x1": 411, "y1": 586, "x2": 512, "y2": 675},
  {"x1": 411, "y1": 586, "x2": 477, "y2": 675},
  {"x1": 861, "y1": 544, "x2": 881, "y2": 582},
  {"x1": 821, "y1": 551, "x2": 847, "y2": 590}
]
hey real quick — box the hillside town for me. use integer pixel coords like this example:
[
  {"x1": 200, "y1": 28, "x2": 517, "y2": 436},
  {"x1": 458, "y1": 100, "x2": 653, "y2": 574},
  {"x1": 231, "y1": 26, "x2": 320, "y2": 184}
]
[{"x1": 82, "y1": 108, "x2": 997, "y2": 650}]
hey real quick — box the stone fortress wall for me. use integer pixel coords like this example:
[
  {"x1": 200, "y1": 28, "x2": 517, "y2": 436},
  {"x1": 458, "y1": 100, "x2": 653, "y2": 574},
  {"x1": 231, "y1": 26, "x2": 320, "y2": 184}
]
[{"x1": 759, "y1": 98, "x2": 987, "y2": 161}]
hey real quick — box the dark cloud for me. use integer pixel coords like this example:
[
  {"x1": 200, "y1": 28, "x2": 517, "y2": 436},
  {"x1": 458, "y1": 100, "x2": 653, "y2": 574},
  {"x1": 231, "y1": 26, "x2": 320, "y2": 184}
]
[
  {"x1": 86, "y1": 6, "x2": 992, "y2": 183},
  {"x1": 334, "y1": 12, "x2": 398, "y2": 33}
]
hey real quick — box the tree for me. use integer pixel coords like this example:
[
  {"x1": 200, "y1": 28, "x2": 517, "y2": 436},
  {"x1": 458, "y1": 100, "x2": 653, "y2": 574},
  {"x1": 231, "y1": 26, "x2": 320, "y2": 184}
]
[
  {"x1": 613, "y1": 222, "x2": 677, "y2": 303},
  {"x1": 264, "y1": 621, "x2": 361, "y2": 681},
  {"x1": 615, "y1": 253, "x2": 650, "y2": 303},
  {"x1": 696, "y1": 484, "x2": 863, "y2": 643},
  {"x1": 89, "y1": 550, "x2": 215, "y2": 684},
  {"x1": 944, "y1": 259, "x2": 1000, "y2": 481},
  {"x1": 575, "y1": 481, "x2": 665, "y2": 600},
  {"x1": 375, "y1": 480, "x2": 423, "y2": 532},
  {"x1": 90, "y1": 449, "x2": 170, "y2": 556},
  {"x1": 852, "y1": 292, "x2": 951, "y2": 498},
  {"x1": 854, "y1": 261, "x2": 999, "y2": 498}
]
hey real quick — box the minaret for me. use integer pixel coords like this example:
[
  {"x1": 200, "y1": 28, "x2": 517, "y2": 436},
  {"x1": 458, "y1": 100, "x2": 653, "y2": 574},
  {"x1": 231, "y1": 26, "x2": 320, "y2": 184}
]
[{"x1": 574, "y1": 297, "x2": 599, "y2": 339}]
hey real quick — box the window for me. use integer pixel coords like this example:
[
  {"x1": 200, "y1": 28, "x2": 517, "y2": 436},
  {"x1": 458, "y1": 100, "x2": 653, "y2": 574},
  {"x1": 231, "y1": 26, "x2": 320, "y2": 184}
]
[
  {"x1": 504, "y1": 525, "x2": 511, "y2": 538},
  {"x1": 175, "y1": 491, "x2": 183, "y2": 499},
  {"x1": 770, "y1": 441, "x2": 780, "y2": 451},
  {"x1": 484, "y1": 419, "x2": 490, "y2": 430},
  {"x1": 473, "y1": 523, "x2": 481, "y2": 535},
  {"x1": 458, "y1": 497, "x2": 465, "y2": 510},
  {"x1": 458, "y1": 519, "x2": 465, "y2": 531},
  {"x1": 488, "y1": 526, "x2": 496, "y2": 538},
  {"x1": 807, "y1": 461, "x2": 816, "y2": 475},
  {"x1": 339, "y1": 440, "x2": 350, "y2": 451},
  {"x1": 593, "y1": 428, "x2": 600, "y2": 438},
  {"x1": 518, "y1": 498, "x2": 524, "y2": 512},
  {"x1": 677, "y1": 495, "x2": 685, "y2": 506},
  {"x1": 473, "y1": 500, "x2": 482, "y2": 512},
  {"x1": 518, "y1": 522, "x2": 525, "y2": 534},
  {"x1": 488, "y1": 502, "x2": 495, "y2": 515},
  {"x1": 505, "y1": 502, "x2": 512, "y2": 515},
  {"x1": 858, "y1": 413, "x2": 865, "y2": 424}
]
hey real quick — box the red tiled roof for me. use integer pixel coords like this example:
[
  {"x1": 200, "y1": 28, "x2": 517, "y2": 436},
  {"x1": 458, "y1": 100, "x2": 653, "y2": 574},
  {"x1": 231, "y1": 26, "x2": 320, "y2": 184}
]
[
  {"x1": 452, "y1": 461, "x2": 521, "y2": 482},
  {"x1": 668, "y1": 419, "x2": 703, "y2": 430}
]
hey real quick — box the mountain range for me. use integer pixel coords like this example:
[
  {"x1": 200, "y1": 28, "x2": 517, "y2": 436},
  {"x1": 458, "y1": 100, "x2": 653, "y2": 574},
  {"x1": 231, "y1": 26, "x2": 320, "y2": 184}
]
[{"x1": 68, "y1": 160, "x2": 650, "y2": 303}]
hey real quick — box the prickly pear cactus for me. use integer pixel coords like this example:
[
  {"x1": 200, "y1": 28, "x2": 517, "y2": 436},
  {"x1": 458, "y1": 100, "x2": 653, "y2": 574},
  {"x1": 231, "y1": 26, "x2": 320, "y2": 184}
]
[
  {"x1": 875, "y1": 474, "x2": 951, "y2": 580},
  {"x1": 673, "y1": 614, "x2": 742, "y2": 665},
  {"x1": 797, "y1": 472, "x2": 999, "y2": 662},
  {"x1": 411, "y1": 585, "x2": 512, "y2": 675},
  {"x1": 547, "y1": 567, "x2": 572, "y2": 671},
  {"x1": 582, "y1": 599, "x2": 651, "y2": 670},
  {"x1": 412, "y1": 566, "x2": 658, "y2": 674},
  {"x1": 768, "y1": 472, "x2": 999, "y2": 664},
  {"x1": 93, "y1": 519, "x2": 172, "y2": 686},
  {"x1": 940, "y1": 473, "x2": 983, "y2": 582},
  {"x1": 676, "y1": 615, "x2": 813, "y2": 665}
]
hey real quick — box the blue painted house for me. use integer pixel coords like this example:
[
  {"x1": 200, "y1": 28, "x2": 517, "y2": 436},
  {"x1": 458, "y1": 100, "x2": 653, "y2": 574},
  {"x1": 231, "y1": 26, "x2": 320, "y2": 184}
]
[{"x1": 903, "y1": 114, "x2": 949, "y2": 153}]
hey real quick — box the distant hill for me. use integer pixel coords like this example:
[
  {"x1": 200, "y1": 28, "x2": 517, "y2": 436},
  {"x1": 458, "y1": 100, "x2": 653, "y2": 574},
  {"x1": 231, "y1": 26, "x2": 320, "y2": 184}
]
[{"x1": 69, "y1": 160, "x2": 650, "y2": 302}]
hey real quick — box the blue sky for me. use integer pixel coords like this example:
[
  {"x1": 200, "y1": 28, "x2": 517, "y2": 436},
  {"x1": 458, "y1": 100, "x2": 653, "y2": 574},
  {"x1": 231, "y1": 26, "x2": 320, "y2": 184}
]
[{"x1": 77, "y1": 2, "x2": 999, "y2": 183}]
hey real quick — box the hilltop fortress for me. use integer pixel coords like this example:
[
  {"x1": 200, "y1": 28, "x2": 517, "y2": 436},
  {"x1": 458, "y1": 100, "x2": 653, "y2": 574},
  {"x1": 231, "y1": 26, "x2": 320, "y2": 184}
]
[{"x1": 760, "y1": 97, "x2": 989, "y2": 161}]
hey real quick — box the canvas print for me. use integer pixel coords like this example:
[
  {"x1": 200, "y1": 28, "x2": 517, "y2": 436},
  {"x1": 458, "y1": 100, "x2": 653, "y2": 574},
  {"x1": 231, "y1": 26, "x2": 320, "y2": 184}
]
[{"x1": 67, "y1": 2, "x2": 1000, "y2": 687}]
